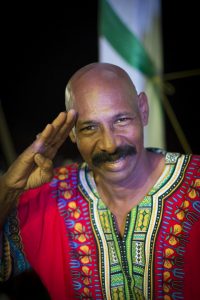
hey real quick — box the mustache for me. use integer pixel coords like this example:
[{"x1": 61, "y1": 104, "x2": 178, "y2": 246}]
[{"x1": 92, "y1": 145, "x2": 137, "y2": 167}]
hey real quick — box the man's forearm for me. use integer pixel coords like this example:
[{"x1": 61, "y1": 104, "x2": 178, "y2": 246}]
[{"x1": 0, "y1": 175, "x2": 22, "y2": 227}]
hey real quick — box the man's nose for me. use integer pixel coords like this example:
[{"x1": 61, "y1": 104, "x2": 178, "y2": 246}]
[{"x1": 98, "y1": 128, "x2": 118, "y2": 153}]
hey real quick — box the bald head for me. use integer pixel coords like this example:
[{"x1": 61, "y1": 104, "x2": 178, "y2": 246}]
[{"x1": 65, "y1": 62, "x2": 138, "y2": 111}]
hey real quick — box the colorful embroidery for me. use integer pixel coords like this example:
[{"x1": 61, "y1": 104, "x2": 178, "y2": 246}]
[
  {"x1": 153, "y1": 155, "x2": 200, "y2": 300},
  {"x1": 52, "y1": 164, "x2": 103, "y2": 299},
  {"x1": 0, "y1": 209, "x2": 30, "y2": 280},
  {"x1": 78, "y1": 154, "x2": 177, "y2": 299},
  {"x1": 79, "y1": 153, "x2": 200, "y2": 300}
]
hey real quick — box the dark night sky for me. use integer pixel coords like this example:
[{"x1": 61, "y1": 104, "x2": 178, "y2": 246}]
[{"x1": 0, "y1": 1, "x2": 199, "y2": 171}]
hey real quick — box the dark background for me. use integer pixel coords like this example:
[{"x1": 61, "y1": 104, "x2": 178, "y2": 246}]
[
  {"x1": 0, "y1": 2, "x2": 199, "y2": 298},
  {"x1": 0, "y1": 1, "x2": 199, "y2": 174}
]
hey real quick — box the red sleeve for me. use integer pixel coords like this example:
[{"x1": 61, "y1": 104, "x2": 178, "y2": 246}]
[{"x1": 18, "y1": 181, "x2": 74, "y2": 300}]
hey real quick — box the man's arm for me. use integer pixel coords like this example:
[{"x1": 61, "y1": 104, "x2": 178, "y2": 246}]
[
  {"x1": 0, "y1": 110, "x2": 76, "y2": 227},
  {"x1": 0, "y1": 176, "x2": 23, "y2": 226}
]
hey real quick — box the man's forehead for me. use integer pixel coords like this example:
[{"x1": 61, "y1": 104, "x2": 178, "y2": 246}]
[{"x1": 65, "y1": 63, "x2": 138, "y2": 112}]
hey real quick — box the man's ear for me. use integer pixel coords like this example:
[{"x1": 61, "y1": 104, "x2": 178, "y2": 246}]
[
  {"x1": 69, "y1": 128, "x2": 76, "y2": 143},
  {"x1": 138, "y1": 92, "x2": 149, "y2": 126}
]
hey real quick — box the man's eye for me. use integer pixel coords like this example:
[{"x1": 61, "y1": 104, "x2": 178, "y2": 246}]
[
  {"x1": 81, "y1": 125, "x2": 97, "y2": 132},
  {"x1": 116, "y1": 117, "x2": 130, "y2": 124}
]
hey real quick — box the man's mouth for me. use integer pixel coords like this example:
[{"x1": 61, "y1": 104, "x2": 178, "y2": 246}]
[{"x1": 92, "y1": 145, "x2": 136, "y2": 167}]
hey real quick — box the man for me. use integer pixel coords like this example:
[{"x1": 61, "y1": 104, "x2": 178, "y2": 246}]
[{"x1": 0, "y1": 62, "x2": 200, "y2": 299}]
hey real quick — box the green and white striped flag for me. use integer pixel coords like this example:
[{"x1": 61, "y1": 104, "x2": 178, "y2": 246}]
[{"x1": 98, "y1": 0, "x2": 165, "y2": 148}]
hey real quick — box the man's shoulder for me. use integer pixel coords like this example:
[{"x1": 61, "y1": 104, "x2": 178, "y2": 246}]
[
  {"x1": 189, "y1": 153, "x2": 200, "y2": 168},
  {"x1": 147, "y1": 147, "x2": 200, "y2": 160}
]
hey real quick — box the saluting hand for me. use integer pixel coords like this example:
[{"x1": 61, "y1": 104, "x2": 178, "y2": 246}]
[{"x1": 2, "y1": 110, "x2": 76, "y2": 191}]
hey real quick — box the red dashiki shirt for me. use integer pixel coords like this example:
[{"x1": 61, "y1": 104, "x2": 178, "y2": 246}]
[{"x1": 1, "y1": 150, "x2": 200, "y2": 299}]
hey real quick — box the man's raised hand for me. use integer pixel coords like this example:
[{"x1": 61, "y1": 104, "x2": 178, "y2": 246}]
[{"x1": 2, "y1": 109, "x2": 76, "y2": 191}]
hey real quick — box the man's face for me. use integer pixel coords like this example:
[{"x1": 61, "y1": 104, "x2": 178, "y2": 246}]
[{"x1": 70, "y1": 74, "x2": 148, "y2": 184}]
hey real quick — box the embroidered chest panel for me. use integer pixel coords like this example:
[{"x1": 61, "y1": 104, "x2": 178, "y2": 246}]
[{"x1": 53, "y1": 154, "x2": 200, "y2": 300}]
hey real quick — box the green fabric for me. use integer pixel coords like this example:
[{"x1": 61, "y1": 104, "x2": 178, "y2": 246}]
[{"x1": 99, "y1": 0, "x2": 157, "y2": 78}]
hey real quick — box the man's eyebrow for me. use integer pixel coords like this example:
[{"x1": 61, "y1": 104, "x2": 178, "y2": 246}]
[
  {"x1": 76, "y1": 120, "x2": 99, "y2": 126},
  {"x1": 113, "y1": 112, "x2": 134, "y2": 119},
  {"x1": 77, "y1": 113, "x2": 134, "y2": 126}
]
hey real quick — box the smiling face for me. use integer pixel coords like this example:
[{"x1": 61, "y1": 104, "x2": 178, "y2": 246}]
[{"x1": 66, "y1": 63, "x2": 149, "y2": 184}]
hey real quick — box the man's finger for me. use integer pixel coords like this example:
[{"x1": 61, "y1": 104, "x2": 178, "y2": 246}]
[
  {"x1": 31, "y1": 112, "x2": 69, "y2": 154},
  {"x1": 34, "y1": 153, "x2": 53, "y2": 171},
  {"x1": 42, "y1": 109, "x2": 77, "y2": 150},
  {"x1": 22, "y1": 110, "x2": 77, "y2": 161}
]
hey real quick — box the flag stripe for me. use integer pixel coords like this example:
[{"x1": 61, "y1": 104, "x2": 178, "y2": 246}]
[{"x1": 99, "y1": 0, "x2": 157, "y2": 77}]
